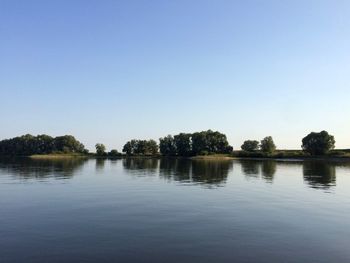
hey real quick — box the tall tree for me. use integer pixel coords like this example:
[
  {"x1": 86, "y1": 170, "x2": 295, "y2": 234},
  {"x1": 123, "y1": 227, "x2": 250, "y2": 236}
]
[
  {"x1": 191, "y1": 130, "x2": 232, "y2": 155},
  {"x1": 260, "y1": 136, "x2": 276, "y2": 153},
  {"x1": 0, "y1": 134, "x2": 87, "y2": 155},
  {"x1": 174, "y1": 133, "x2": 192, "y2": 156},
  {"x1": 302, "y1": 130, "x2": 335, "y2": 155},
  {"x1": 159, "y1": 135, "x2": 176, "y2": 156},
  {"x1": 241, "y1": 140, "x2": 259, "y2": 152},
  {"x1": 95, "y1": 143, "x2": 106, "y2": 156},
  {"x1": 122, "y1": 139, "x2": 158, "y2": 155}
]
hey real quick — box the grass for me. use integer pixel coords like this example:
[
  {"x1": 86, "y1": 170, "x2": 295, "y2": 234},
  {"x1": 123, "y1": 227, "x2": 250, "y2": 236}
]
[
  {"x1": 191, "y1": 154, "x2": 234, "y2": 160},
  {"x1": 231, "y1": 150, "x2": 350, "y2": 160},
  {"x1": 29, "y1": 153, "x2": 89, "y2": 159},
  {"x1": 27, "y1": 150, "x2": 350, "y2": 161}
]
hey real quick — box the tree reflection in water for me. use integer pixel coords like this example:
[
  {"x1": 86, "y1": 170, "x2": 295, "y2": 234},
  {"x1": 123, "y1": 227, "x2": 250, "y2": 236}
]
[
  {"x1": 159, "y1": 158, "x2": 192, "y2": 182},
  {"x1": 240, "y1": 160, "x2": 276, "y2": 183},
  {"x1": 240, "y1": 159, "x2": 339, "y2": 189},
  {"x1": 1, "y1": 157, "x2": 343, "y2": 191},
  {"x1": 240, "y1": 160, "x2": 260, "y2": 178},
  {"x1": 159, "y1": 158, "x2": 233, "y2": 187},
  {"x1": 0, "y1": 157, "x2": 87, "y2": 179},
  {"x1": 95, "y1": 158, "x2": 106, "y2": 171},
  {"x1": 303, "y1": 161, "x2": 336, "y2": 190},
  {"x1": 122, "y1": 157, "x2": 159, "y2": 176},
  {"x1": 261, "y1": 161, "x2": 277, "y2": 183},
  {"x1": 191, "y1": 160, "x2": 232, "y2": 186}
]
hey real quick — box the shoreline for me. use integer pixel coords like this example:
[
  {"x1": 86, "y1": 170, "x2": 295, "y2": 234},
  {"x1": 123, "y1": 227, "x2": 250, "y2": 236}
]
[{"x1": 1, "y1": 153, "x2": 350, "y2": 163}]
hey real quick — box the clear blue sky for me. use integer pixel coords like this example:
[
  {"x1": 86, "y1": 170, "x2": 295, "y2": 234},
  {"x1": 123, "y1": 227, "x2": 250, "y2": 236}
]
[{"x1": 1, "y1": 0, "x2": 349, "y2": 151}]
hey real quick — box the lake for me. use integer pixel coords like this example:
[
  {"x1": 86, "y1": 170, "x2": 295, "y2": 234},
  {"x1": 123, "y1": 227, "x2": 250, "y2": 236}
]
[{"x1": 0, "y1": 157, "x2": 349, "y2": 262}]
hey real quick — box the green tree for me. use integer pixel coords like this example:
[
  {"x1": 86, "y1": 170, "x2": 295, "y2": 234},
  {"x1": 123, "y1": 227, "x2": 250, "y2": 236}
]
[
  {"x1": 95, "y1": 143, "x2": 106, "y2": 156},
  {"x1": 145, "y1": 139, "x2": 159, "y2": 155},
  {"x1": 123, "y1": 140, "x2": 136, "y2": 155},
  {"x1": 174, "y1": 133, "x2": 192, "y2": 156},
  {"x1": 241, "y1": 140, "x2": 259, "y2": 152},
  {"x1": 54, "y1": 135, "x2": 85, "y2": 153},
  {"x1": 122, "y1": 139, "x2": 158, "y2": 155},
  {"x1": 191, "y1": 130, "x2": 232, "y2": 155},
  {"x1": 159, "y1": 135, "x2": 176, "y2": 156},
  {"x1": 0, "y1": 134, "x2": 86, "y2": 155},
  {"x1": 108, "y1": 149, "x2": 121, "y2": 157},
  {"x1": 260, "y1": 136, "x2": 276, "y2": 153},
  {"x1": 302, "y1": 130, "x2": 335, "y2": 155}
]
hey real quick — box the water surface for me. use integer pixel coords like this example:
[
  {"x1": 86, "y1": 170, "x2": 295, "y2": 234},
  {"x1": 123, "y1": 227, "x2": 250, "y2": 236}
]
[{"x1": 0, "y1": 158, "x2": 349, "y2": 262}]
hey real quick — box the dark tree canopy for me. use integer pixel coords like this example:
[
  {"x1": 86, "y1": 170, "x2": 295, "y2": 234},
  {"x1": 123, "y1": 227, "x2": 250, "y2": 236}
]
[
  {"x1": 241, "y1": 140, "x2": 259, "y2": 152},
  {"x1": 0, "y1": 134, "x2": 87, "y2": 155},
  {"x1": 191, "y1": 130, "x2": 232, "y2": 155},
  {"x1": 302, "y1": 130, "x2": 335, "y2": 155},
  {"x1": 159, "y1": 135, "x2": 176, "y2": 156},
  {"x1": 159, "y1": 130, "x2": 232, "y2": 156},
  {"x1": 95, "y1": 143, "x2": 106, "y2": 156},
  {"x1": 122, "y1": 139, "x2": 159, "y2": 155},
  {"x1": 108, "y1": 149, "x2": 121, "y2": 157},
  {"x1": 260, "y1": 136, "x2": 276, "y2": 153},
  {"x1": 128, "y1": 130, "x2": 232, "y2": 157},
  {"x1": 173, "y1": 133, "x2": 192, "y2": 156}
]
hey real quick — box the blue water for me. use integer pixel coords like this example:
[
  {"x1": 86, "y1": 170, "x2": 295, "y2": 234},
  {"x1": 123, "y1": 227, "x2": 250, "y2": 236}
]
[{"x1": 0, "y1": 158, "x2": 349, "y2": 262}]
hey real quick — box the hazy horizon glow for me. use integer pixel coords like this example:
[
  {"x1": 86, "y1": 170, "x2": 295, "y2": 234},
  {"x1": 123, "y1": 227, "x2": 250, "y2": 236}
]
[{"x1": 1, "y1": 0, "x2": 349, "y2": 151}]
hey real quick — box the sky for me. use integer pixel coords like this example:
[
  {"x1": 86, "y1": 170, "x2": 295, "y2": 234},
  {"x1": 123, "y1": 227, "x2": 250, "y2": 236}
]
[{"x1": 0, "y1": 0, "x2": 349, "y2": 151}]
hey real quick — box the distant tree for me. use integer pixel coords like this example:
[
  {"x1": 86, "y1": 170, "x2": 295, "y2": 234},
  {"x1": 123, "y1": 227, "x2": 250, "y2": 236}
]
[
  {"x1": 241, "y1": 140, "x2": 259, "y2": 152},
  {"x1": 108, "y1": 149, "x2": 121, "y2": 157},
  {"x1": 54, "y1": 135, "x2": 85, "y2": 153},
  {"x1": 260, "y1": 136, "x2": 276, "y2": 153},
  {"x1": 159, "y1": 135, "x2": 176, "y2": 156},
  {"x1": 122, "y1": 139, "x2": 158, "y2": 155},
  {"x1": 123, "y1": 140, "x2": 136, "y2": 155},
  {"x1": 192, "y1": 130, "x2": 232, "y2": 155},
  {"x1": 191, "y1": 132, "x2": 207, "y2": 155},
  {"x1": 145, "y1": 139, "x2": 159, "y2": 155},
  {"x1": 95, "y1": 143, "x2": 106, "y2": 156},
  {"x1": 36, "y1": 134, "x2": 55, "y2": 153},
  {"x1": 122, "y1": 142, "x2": 131, "y2": 155},
  {"x1": 302, "y1": 130, "x2": 335, "y2": 155},
  {"x1": 174, "y1": 133, "x2": 192, "y2": 156},
  {"x1": 0, "y1": 134, "x2": 87, "y2": 155},
  {"x1": 134, "y1": 140, "x2": 146, "y2": 155}
]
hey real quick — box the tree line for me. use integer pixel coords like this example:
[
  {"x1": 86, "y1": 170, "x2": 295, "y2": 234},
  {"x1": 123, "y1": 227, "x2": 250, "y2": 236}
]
[
  {"x1": 0, "y1": 130, "x2": 338, "y2": 157},
  {"x1": 0, "y1": 134, "x2": 87, "y2": 155},
  {"x1": 119, "y1": 130, "x2": 336, "y2": 157},
  {"x1": 240, "y1": 130, "x2": 335, "y2": 156},
  {"x1": 118, "y1": 130, "x2": 233, "y2": 156}
]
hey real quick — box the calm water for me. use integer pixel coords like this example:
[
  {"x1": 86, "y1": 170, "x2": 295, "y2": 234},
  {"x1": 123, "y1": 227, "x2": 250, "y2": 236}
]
[{"x1": 0, "y1": 158, "x2": 350, "y2": 263}]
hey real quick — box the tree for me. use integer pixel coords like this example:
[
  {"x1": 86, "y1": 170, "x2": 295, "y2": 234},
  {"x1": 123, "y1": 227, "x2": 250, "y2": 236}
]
[
  {"x1": 159, "y1": 135, "x2": 176, "y2": 156},
  {"x1": 174, "y1": 133, "x2": 192, "y2": 156},
  {"x1": 302, "y1": 130, "x2": 335, "y2": 155},
  {"x1": 122, "y1": 139, "x2": 158, "y2": 155},
  {"x1": 145, "y1": 139, "x2": 159, "y2": 155},
  {"x1": 54, "y1": 135, "x2": 85, "y2": 153},
  {"x1": 0, "y1": 134, "x2": 87, "y2": 155},
  {"x1": 191, "y1": 130, "x2": 232, "y2": 155},
  {"x1": 108, "y1": 149, "x2": 121, "y2": 157},
  {"x1": 123, "y1": 140, "x2": 137, "y2": 155},
  {"x1": 241, "y1": 140, "x2": 259, "y2": 152},
  {"x1": 260, "y1": 136, "x2": 276, "y2": 153},
  {"x1": 95, "y1": 143, "x2": 106, "y2": 156}
]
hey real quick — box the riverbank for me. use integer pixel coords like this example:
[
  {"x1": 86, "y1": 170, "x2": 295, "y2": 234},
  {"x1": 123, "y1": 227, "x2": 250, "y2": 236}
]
[
  {"x1": 191, "y1": 151, "x2": 350, "y2": 162},
  {"x1": 191, "y1": 154, "x2": 234, "y2": 160},
  {"x1": 29, "y1": 153, "x2": 89, "y2": 159},
  {"x1": 3, "y1": 150, "x2": 350, "y2": 163},
  {"x1": 231, "y1": 149, "x2": 350, "y2": 160}
]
